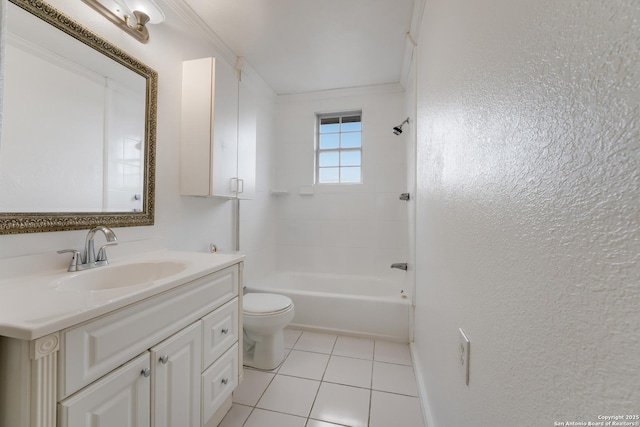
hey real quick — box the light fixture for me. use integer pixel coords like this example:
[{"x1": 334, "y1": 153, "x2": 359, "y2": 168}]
[
  {"x1": 81, "y1": 0, "x2": 165, "y2": 44},
  {"x1": 393, "y1": 117, "x2": 410, "y2": 135}
]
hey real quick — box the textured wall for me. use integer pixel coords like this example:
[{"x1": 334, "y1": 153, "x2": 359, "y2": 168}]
[{"x1": 413, "y1": 0, "x2": 640, "y2": 425}]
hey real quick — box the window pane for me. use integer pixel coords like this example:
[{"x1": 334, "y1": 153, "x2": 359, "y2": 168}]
[
  {"x1": 342, "y1": 115, "x2": 361, "y2": 124},
  {"x1": 341, "y1": 132, "x2": 361, "y2": 148},
  {"x1": 340, "y1": 151, "x2": 361, "y2": 166},
  {"x1": 319, "y1": 167, "x2": 339, "y2": 183},
  {"x1": 341, "y1": 167, "x2": 361, "y2": 183},
  {"x1": 319, "y1": 133, "x2": 339, "y2": 149},
  {"x1": 320, "y1": 117, "x2": 340, "y2": 133},
  {"x1": 341, "y1": 118, "x2": 361, "y2": 132},
  {"x1": 320, "y1": 123, "x2": 340, "y2": 133},
  {"x1": 321, "y1": 117, "x2": 340, "y2": 125},
  {"x1": 319, "y1": 151, "x2": 339, "y2": 167}
]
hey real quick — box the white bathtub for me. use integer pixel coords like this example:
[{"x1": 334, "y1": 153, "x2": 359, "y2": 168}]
[{"x1": 245, "y1": 272, "x2": 411, "y2": 341}]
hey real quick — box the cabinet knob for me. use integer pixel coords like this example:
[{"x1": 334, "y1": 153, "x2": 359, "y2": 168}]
[
  {"x1": 141, "y1": 368, "x2": 151, "y2": 378},
  {"x1": 159, "y1": 355, "x2": 169, "y2": 364},
  {"x1": 221, "y1": 328, "x2": 229, "y2": 335},
  {"x1": 221, "y1": 378, "x2": 229, "y2": 385}
]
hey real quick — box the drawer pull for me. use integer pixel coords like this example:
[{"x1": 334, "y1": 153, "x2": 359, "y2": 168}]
[
  {"x1": 221, "y1": 378, "x2": 229, "y2": 385},
  {"x1": 159, "y1": 355, "x2": 169, "y2": 364},
  {"x1": 221, "y1": 328, "x2": 229, "y2": 335},
  {"x1": 141, "y1": 368, "x2": 151, "y2": 378}
]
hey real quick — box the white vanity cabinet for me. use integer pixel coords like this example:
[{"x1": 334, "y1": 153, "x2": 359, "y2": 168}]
[
  {"x1": 0, "y1": 259, "x2": 243, "y2": 427},
  {"x1": 180, "y1": 57, "x2": 256, "y2": 199},
  {"x1": 58, "y1": 322, "x2": 205, "y2": 427}
]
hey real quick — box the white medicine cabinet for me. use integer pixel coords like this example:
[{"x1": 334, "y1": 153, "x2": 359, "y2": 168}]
[{"x1": 180, "y1": 57, "x2": 257, "y2": 199}]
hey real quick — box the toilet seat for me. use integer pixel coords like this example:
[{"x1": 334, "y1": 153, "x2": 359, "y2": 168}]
[{"x1": 243, "y1": 293, "x2": 293, "y2": 316}]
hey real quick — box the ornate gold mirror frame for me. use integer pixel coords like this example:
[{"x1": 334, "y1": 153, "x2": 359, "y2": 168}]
[{"x1": 1, "y1": 0, "x2": 157, "y2": 234}]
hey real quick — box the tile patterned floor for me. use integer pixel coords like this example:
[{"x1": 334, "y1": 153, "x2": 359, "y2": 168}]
[{"x1": 220, "y1": 329, "x2": 425, "y2": 427}]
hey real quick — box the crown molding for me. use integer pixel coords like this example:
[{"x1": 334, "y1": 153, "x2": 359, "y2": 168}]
[{"x1": 276, "y1": 82, "x2": 406, "y2": 103}]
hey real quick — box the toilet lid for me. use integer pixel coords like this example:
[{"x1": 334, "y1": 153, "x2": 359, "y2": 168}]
[{"x1": 243, "y1": 293, "x2": 292, "y2": 315}]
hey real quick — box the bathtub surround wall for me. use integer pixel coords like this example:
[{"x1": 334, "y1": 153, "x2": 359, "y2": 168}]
[
  {"x1": 0, "y1": 0, "x2": 278, "y2": 283},
  {"x1": 413, "y1": 0, "x2": 640, "y2": 425},
  {"x1": 275, "y1": 86, "x2": 409, "y2": 282}
]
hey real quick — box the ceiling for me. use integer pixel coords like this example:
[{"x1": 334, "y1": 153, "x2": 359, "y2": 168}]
[{"x1": 179, "y1": 0, "x2": 416, "y2": 95}]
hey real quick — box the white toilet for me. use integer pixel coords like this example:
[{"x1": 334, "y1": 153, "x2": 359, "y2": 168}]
[{"x1": 243, "y1": 293, "x2": 295, "y2": 370}]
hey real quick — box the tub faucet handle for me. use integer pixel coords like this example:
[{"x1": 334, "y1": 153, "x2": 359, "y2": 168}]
[{"x1": 390, "y1": 262, "x2": 408, "y2": 271}]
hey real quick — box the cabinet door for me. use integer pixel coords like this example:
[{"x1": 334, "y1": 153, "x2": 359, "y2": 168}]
[
  {"x1": 151, "y1": 322, "x2": 202, "y2": 427},
  {"x1": 180, "y1": 57, "x2": 239, "y2": 198},
  {"x1": 211, "y1": 58, "x2": 240, "y2": 198},
  {"x1": 58, "y1": 352, "x2": 150, "y2": 427},
  {"x1": 237, "y1": 78, "x2": 256, "y2": 199}
]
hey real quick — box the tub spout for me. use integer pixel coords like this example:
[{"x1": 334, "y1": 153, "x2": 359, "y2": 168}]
[{"x1": 391, "y1": 263, "x2": 408, "y2": 271}]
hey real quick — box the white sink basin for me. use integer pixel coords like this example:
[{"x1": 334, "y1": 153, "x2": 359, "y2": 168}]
[{"x1": 52, "y1": 261, "x2": 188, "y2": 292}]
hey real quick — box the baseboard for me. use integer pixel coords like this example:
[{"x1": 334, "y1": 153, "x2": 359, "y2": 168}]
[{"x1": 410, "y1": 341, "x2": 436, "y2": 427}]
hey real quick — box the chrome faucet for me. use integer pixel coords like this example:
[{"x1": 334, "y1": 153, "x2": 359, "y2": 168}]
[
  {"x1": 84, "y1": 226, "x2": 118, "y2": 264},
  {"x1": 58, "y1": 226, "x2": 118, "y2": 271}
]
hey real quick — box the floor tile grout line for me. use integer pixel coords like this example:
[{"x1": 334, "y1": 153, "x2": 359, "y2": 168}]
[
  {"x1": 301, "y1": 331, "x2": 337, "y2": 425},
  {"x1": 367, "y1": 339, "x2": 376, "y2": 427},
  {"x1": 237, "y1": 340, "x2": 296, "y2": 426},
  {"x1": 237, "y1": 364, "x2": 279, "y2": 427},
  {"x1": 307, "y1": 416, "x2": 355, "y2": 427},
  {"x1": 373, "y1": 359, "x2": 413, "y2": 367},
  {"x1": 234, "y1": 330, "x2": 418, "y2": 427},
  {"x1": 242, "y1": 406, "x2": 308, "y2": 423}
]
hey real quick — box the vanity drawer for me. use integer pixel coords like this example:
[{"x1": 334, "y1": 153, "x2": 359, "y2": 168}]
[
  {"x1": 59, "y1": 265, "x2": 238, "y2": 399},
  {"x1": 201, "y1": 343, "x2": 238, "y2": 426},
  {"x1": 202, "y1": 297, "x2": 239, "y2": 369}
]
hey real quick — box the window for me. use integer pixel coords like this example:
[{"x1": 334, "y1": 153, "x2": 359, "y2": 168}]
[{"x1": 316, "y1": 112, "x2": 362, "y2": 184}]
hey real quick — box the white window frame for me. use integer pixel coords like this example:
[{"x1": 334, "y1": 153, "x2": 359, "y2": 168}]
[{"x1": 315, "y1": 111, "x2": 363, "y2": 184}]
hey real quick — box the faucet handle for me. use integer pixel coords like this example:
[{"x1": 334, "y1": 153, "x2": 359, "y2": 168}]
[
  {"x1": 57, "y1": 249, "x2": 82, "y2": 272},
  {"x1": 96, "y1": 242, "x2": 118, "y2": 263}
]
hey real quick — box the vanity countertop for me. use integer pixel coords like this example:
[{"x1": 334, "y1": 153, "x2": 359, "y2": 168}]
[{"x1": 0, "y1": 250, "x2": 244, "y2": 341}]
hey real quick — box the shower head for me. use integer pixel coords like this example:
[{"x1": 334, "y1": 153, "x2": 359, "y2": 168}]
[{"x1": 393, "y1": 117, "x2": 410, "y2": 135}]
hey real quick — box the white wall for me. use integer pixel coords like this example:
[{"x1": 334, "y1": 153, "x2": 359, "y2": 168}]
[
  {"x1": 239, "y1": 76, "x2": 278, "y2": 281},
  {"x1": 0, "y1": 0, "x2": 277, "y2": 282},
  {"x1": 413, "y1": 0, "x2": 640, "y2": 425},
  {"x1": 274, "y1": 86, "x2": 409, "y2": 282}
]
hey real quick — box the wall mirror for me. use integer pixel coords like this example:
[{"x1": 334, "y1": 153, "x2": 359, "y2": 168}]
[{"x1": 0, "y1": 0, "x2": 157, "y2": 234}]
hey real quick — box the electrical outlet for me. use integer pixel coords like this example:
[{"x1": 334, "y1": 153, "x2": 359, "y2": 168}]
[{"x1": 458, "y1": 328, "x2": 470, "y2": 385}]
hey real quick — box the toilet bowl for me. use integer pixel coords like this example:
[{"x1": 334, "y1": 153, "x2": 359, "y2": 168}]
[{"x1": 243, "y1": 292, "x2": 294, "y2": 370}]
